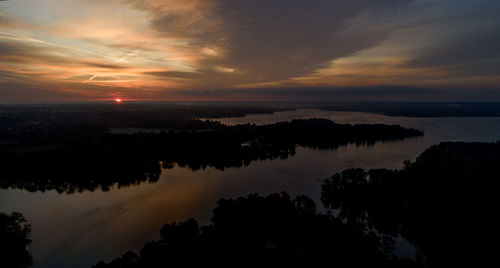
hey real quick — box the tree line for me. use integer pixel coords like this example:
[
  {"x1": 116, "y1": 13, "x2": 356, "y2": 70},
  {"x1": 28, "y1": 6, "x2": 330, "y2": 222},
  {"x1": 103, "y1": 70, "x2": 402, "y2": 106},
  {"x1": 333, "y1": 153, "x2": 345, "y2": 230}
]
[
  {"x1": 4, "y1": 142, "x2": 499, "y2": 267},
  {"x1": 0, "y1": 118, "x2": 422, "y2": 193}
]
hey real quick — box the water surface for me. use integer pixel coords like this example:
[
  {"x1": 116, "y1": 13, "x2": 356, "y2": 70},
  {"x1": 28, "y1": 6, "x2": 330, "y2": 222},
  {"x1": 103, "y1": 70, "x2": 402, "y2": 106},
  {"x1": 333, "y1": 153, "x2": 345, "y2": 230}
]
[{"x1": 2, "y1": 109, "x2": 500, "y2": 267}]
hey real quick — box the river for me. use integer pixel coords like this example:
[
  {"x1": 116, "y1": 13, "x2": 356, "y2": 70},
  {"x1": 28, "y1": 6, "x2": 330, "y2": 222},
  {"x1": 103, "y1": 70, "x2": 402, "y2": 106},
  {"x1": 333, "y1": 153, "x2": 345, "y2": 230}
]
[{"x1": 2, "y1": 109, "x2": 500, "y2": 267}]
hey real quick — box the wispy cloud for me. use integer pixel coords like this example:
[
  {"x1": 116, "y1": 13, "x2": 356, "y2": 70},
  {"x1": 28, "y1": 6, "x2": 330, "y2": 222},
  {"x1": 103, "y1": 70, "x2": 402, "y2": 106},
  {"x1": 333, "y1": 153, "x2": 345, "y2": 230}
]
[{"x1": 0, "y1": 0, "x2": 499, "y2": 101}]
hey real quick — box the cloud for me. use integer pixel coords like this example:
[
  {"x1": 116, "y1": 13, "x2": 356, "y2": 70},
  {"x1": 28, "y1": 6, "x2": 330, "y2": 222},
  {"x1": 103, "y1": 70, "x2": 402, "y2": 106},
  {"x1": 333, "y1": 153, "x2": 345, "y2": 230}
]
[
  {"x1": 159, "y1": 85, "x2": 500, "y2": 102},
  {"x1": 0, "y1": 12, "x2": 13, "y2": 27},
  {"x1": 405, "y1": 26, "x2": 500, "y2": 70},
  {"x1": 1, "y1": 0, "x2": 500, "y2": 102},
  {"x1": 0, "y1": 82, "x2": 78, "y2": 103},
  {"x1": 144, "y1": 71, "x2": 200, "y2": 79},
  {"x1": 130, "y1": 0, "x2": 415, "y2": 83},
  {"x1": 79, "y1": 62, "x2": 129, "y2": 70},
  {"x1": 0, "y1": 40, "x2": 127, "y2": 73},
  {"x1": 168, "y1": 85, "x2": 433, "y2": 97},
  {"x1": 398, "y1": 0, "x2": 500, "y2": 76}
]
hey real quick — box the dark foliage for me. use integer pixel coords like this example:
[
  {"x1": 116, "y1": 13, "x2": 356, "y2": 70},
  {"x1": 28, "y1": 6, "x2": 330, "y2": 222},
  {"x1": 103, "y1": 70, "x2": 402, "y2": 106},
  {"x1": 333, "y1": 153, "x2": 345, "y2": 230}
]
[
  {"x1": 93, "y1": 193, "x2": 417, "y2": 268},
  {"x1": 0, "y1": 212, "x2": 32, "y2": 268},
  {"x1": 0, "y1": 103, "x2": 289, "y2": 129},
  {"x1": 0, "y1": 118, "x2": 422, "y2": 193},
  {"x1": 321, "y1": 142, "x2": 500, "y2": 267}
]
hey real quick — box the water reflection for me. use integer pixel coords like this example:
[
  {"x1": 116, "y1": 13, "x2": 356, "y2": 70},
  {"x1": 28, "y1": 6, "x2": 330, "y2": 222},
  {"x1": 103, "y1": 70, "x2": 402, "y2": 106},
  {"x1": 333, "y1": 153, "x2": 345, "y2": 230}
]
[
  {"x1": 0, "y1": 118, "x2": 421, "y2": 194},
  {"x1": 2, "y1": 110, "x2": 500, "y2": 267}
]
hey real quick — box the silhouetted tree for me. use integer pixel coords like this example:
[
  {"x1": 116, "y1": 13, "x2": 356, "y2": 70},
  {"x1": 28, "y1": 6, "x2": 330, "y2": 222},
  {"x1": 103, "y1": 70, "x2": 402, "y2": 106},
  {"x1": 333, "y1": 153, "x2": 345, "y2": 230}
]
[
  {"x1": 0, "y1": 119, "x2": 422, "y2": 194},
  {"x1": 93, "y1": 192, "x2": 420, "y2": 267},
  {"x1": 0, "y1": 212, "x2": 32, "y2": 268},
  {"x1": 321, "y1": 142, "x2": 500, "y2": 267}
]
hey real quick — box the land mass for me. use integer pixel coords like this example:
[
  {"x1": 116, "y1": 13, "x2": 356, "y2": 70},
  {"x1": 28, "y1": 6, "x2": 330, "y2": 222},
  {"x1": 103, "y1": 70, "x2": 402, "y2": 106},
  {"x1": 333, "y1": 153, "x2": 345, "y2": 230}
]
[
  {"x1": 91, "y1": 141, "x2": 500, "y2": 268},
  {"x1": 0, "y1": 118, "x2": 422, "y2": 193},
  {"x1": 3, "y1": 142, "x2": 498, "y2": 267}
]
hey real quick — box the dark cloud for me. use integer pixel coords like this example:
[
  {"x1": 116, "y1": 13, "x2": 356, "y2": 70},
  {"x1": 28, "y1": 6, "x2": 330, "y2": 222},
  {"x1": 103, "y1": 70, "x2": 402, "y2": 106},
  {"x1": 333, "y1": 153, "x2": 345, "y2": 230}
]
[
  {"x1": 0, "y1": 82, "x2": 77, "y2": 103},
  {"x1": 0, "y1": 40, "x2": 128, "y2": 69},
  {"x1": 80, "y1": 62, "x2": 128, "y2": 69},
  {"x1": 138, "y1": 0, "x2": 414, "y2": 82},
  {"x1": 405, "y1": 26, "x2": 500, "y2": 70},
  {"x1": 400, "y1": 0, "x2": 500, "y2": 79},
  {"x1": 3, "y1": 0, "x2": 499, "y2": 102},
  {"x1": 166, "y1": 86, "x2": 500, "y2": 102},
  {"x1": 0, "y1": 41, "x2": 70, "y2": 64},
  {"x1": 144, "y1": 71, "x2": 201, "y2": 79},
  {"x1": 0, "y1": 41, "x2": 21, "y2": 55},
  {"x1": 170, "y1": 85, "x2": 433, "y2": 97},
  {"x1": 0, "y1": 77, "x2": 160, "y2": 103},
  {"x1": 0, "y1": 42, "x2": 79, "y2": 72}
]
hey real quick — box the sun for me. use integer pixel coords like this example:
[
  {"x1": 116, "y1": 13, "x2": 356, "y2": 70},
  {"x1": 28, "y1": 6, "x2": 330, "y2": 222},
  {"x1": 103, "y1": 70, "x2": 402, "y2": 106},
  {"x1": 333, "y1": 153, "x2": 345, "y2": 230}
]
[{"x1": 114, "y1": 98, "x2": 122, "y2": 103}]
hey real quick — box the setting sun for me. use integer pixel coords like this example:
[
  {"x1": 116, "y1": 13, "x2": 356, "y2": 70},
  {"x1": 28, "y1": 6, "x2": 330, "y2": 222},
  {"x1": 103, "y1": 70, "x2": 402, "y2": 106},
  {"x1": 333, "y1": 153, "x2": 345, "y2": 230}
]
[{"x1": 1, "y1": 1, "x2": 500, "y2": 267}]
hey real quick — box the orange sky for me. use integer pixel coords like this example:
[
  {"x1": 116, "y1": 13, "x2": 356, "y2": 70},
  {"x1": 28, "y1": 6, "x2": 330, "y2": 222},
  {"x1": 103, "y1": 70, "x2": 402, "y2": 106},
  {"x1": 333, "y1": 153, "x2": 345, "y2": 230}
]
[{"x1": 0, "y1": 0, "x2": 499, "y2": 102}]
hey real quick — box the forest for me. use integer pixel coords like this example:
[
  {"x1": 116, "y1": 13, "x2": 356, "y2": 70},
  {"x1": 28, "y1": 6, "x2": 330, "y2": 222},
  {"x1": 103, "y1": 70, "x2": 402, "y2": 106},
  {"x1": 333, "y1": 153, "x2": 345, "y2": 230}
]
[
  {"x1": 321, "y1": 141, "x2": 500, "y2": 267},
  {"x1": 82, "y1": 142, "x2": 499, "y2": 267},
  {"x1": 3, "y1": 142, "x2": 498, "y2": 267},
  {"x1": 0, "y1": 118, "x2": 422, "y2": 193},
  {"x1": 0, "y1": 103, "x2": 290, "y2": 129},
  {"x1": 3, "y1": 104, "x2": 496, "y2": 268}
]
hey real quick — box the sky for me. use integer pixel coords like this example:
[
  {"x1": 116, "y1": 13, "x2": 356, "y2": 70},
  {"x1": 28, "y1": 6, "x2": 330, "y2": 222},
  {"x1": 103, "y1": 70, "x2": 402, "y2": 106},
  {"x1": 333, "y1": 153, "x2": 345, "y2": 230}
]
[{"x1": 0, "y1": 0, "x2": 499, "y2": 102}]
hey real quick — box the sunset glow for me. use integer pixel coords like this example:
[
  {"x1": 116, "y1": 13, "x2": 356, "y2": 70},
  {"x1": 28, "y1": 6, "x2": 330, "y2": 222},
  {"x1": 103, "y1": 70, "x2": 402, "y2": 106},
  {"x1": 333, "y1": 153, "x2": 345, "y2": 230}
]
[
  {"x1": 0, "y1": 0, "x2": 499, "y2": 102},
  {"x1": 1, "y1": 2, "x2": 500, "y2": 267}
]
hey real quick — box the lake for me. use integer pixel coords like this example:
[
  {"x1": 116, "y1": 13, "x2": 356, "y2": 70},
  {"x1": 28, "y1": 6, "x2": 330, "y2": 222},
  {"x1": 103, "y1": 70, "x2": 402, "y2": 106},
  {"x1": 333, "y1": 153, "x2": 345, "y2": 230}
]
[{"x1": 2, "y1": 109, "x2": 500, "y2": 267}]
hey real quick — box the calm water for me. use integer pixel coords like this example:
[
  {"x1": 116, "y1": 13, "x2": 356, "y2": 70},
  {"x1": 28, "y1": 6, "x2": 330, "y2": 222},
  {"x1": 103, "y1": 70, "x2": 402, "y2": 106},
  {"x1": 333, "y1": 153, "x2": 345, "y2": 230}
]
[{"x1": 2, "y1": 109, "x2": 500, "y2": 267}]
